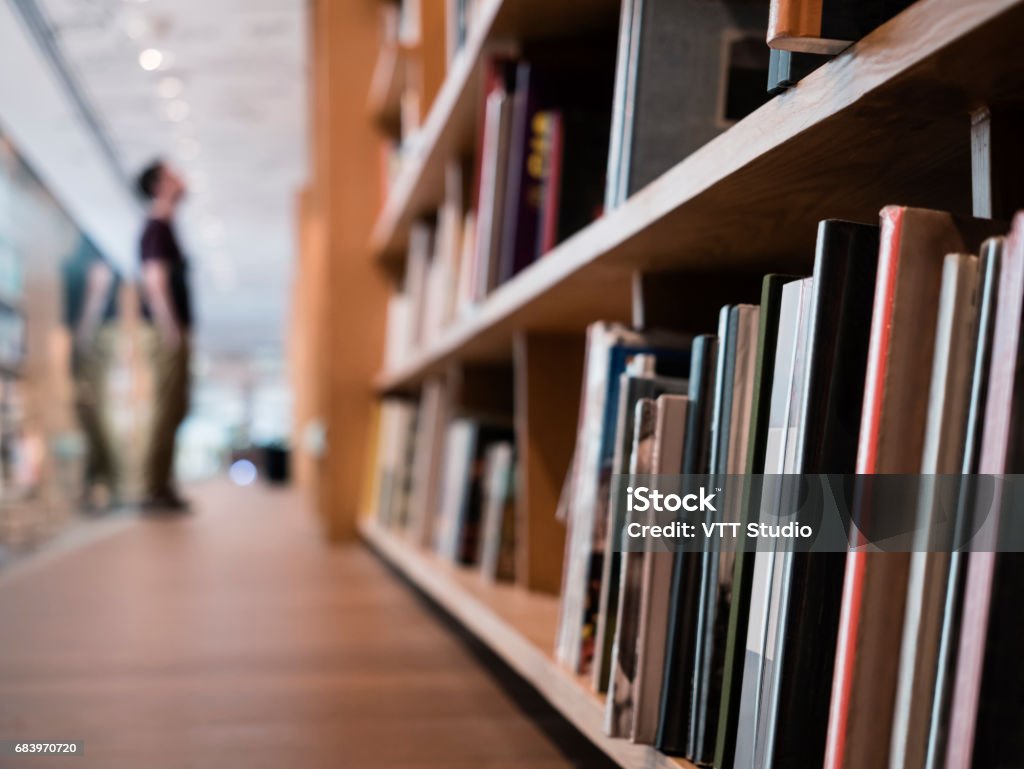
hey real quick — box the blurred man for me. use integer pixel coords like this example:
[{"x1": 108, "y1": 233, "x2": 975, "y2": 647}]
[
  {"x1": 61, "y1": 237, "x2": 120, "y2": 509},
  {"x1": 136, "y1": 160, "x2": 193, "y2": 510}
]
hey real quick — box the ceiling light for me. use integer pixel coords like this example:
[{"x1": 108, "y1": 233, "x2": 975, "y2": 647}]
[
  {"x1": 164, "y1": 100, "x2": 190, "y2": 122},
  {"x1": 138, "y1": 48, "x2": 163, "y2": 71},
  {"x1": 157, "y1": 76, "x2": 183, "y2": 99}
]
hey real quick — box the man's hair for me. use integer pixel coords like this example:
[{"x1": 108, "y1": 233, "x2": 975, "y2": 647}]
[{"x1": 136, "y1": 160, "x2": 165, "y2": 200}]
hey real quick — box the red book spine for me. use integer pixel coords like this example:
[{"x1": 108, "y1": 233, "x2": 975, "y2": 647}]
[
  {"x1": 539, "y1": 112, "x2": 564, "y2": 256},
  {"x1": 824, "y1": 205, "x2": 904, "y2": 769}
]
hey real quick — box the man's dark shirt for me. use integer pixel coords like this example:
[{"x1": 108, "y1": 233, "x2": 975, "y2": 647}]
[{"x1": 139, "y1": 218, "x2": 193, "y2": 329}]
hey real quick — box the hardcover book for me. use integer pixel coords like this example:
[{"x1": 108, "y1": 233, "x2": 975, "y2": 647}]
[
  {"x1": 605, "y1": 0, "x2": 770, "y2": 209},
  {"x1": 769, "y1": 221, "x2": 880, "y2": 769},
  {"x1": 605, "y1": 397, "x2": 658, "y2": 736},
  {"x1": 631, "y1": 393, "x2": 689, "y2": 744},
  {"x1": 657, "y1": 333, "x2": 718, "y2": 754},
  {"x1": 767, "y1": 0, "x2": 916, "y2": 54}
]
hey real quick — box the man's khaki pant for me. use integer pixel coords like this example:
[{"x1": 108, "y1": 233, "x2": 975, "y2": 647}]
[
  {"x1": 72, "y1": 324, "x2": 119, "y2": 489},
  {"x1": 143, "y1": 328, "x2": 190, "y2": 497}
]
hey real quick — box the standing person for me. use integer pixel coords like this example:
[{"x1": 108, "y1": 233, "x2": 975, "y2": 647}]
[
  {"x1": 135, "y1": 160, "x2": 193, "y2": 511},
  {"x1": 61, "y1": 237, "x2": 121, "y2": 510}
]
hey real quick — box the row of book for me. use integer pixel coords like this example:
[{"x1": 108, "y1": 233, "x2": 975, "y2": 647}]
[
  {"x1": 555, "y1": 207, "x2": 1024, "y2": 769},
  {"x1": 373, "y1": 381, "x2": 518, "y2": 582},
  {"x1": 384, "y1": 41, "x2": 615, "y2": 363},
  {"x1": 382, "y1": 0, "x2": 923, "y2": 365}
]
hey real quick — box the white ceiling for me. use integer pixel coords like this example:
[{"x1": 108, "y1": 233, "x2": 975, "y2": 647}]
[{"x1": 3, "y1": 0, "x2": 307, "y2": 358}]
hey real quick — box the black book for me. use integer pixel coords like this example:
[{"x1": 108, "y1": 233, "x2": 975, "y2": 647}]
[
  {"x1": 656, "y1": 333, "x2": 717, "y2": 755},
  {"x1": 688, "y1": 306, "x2": 739, "y2": 762},
  {"x1": 768, "y1": 220, "x2": 881, "y2": 768}
]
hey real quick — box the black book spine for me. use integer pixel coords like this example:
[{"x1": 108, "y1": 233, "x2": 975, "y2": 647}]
[
  {"x1": 656, "y1": 334, "x2": 717, "y2": 755},
  {"x1": 770, "y1": 220, "x2": 880, "y2": 769}
]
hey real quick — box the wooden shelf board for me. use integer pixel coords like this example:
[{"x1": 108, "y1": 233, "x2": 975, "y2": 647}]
[
  {"x1": 359, "y1": 517, "x2": 695, "y2": 769},
  {"x1": 367, "y1": 43, "x2": 405, "y2": 135},
  {"x1": 376, "y1": 0, "x2": 1024, "y2": 391}
]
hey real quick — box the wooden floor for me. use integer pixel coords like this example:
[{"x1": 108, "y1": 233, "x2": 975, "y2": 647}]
[{"x1": 0, "y1": 482, "x2": 601, "y2": 768}]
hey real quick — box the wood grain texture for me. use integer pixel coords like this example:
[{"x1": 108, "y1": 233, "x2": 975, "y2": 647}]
[
  {"x1": 0, "y1": 482, "x2": 598, "y2": 769},
  {"x1": 360, "y1": 517, "x2": 698, "y2": 769},
  {"x1": 309, "y1": 0, "x2": 391, "y2": 539},
  {"x1": 375, "y1": 0, "x2": 1024, "y2": 393},
  {"x1": 512, "y1": 333, "x2": 583, "y2": 593}
]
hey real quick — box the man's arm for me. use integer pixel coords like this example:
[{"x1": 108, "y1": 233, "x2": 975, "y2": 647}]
[
  {"x1": 75, "y1": 261, "x2": 114, "y2": 350},
  {"x1": 141, "y1": 259, "x2": 181, "y2": 348}
]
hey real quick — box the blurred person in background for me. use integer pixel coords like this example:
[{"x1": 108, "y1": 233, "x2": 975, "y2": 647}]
[
  {"x1": 61, "y1": 237, "x2": 121, "y2": 510},
  {"x1": 136, "y1": 160, "x2": 193, "y2": 511}
]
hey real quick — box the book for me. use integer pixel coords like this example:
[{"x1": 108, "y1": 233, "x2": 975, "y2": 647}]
[
  {"x1": 632, "y1": 393, "x2": 689, "y2": 744},
  {"x1": 925, "y1": 238, "x2": 1002, "y2": 769},
  {"x1": 435, "y1": 419, "x2": 478, "y2": 559},
  {"x1": 408, "y1": 378, "x2": 449, "y2": 546},
  {"x1": 824, "y1": 206, "x2": 1003, "y2": 769},
  {"x1": 606, "y1": 0, "x2": 770, "y2": 209},
  {"x1": 767, "y1": 0, "x2": 916, "y2": 54},
  {"x1": 535, "y1": 111, "x2": 564, "y2": 257},
  {"x1": 496, "y1": 61, "x2": 536, "y2": 285},
  {"x1": 473, "y1": 86, "x2": 513, "y2": 300},
  {"x1": 592, "y1": 359, "x2": 689, "y2": 694},
  {"x1": 657, "y1": 334, "x2": 718, "y2": 754},
  {"x1": 478, "y1": 442, "x2": 516, "y2": 582},
  {"x1": 890, "y1": 252, "x2": 981, "y2": 769},
  {"x1": 714, "y1": 273, "x2": 801, "y2": 769},
  {"x1": 768, "y1": 221, "x2": 881, "y2": 769},
  {"x1": 946, "y1": 214, "x2": 1024, "y2": 769},
  {"x1": 766, "y1": 49, "x2": 830, "y2": 93},
  {"x1": 605, "y1": 397, "x2": 658, "y2": 736},
  {"x1": 405, "y1": 220, "x2": 435, "y2": 351}
]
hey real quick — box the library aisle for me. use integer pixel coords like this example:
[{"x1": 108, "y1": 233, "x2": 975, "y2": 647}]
[{"x1": 0, "y1": 483, "x2": 600, "y2": 769}]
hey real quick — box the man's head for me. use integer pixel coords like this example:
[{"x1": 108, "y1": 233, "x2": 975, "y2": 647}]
[{"x1": 136, "y1": 160, "x2": 186, "y2": 206}]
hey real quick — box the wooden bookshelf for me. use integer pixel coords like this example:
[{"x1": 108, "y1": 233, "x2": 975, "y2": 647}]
[
  {"x1": 360, "y1": 517, "x2": 697, "y2": 769},
  {"x1": 374, "y1": 0, "x2": 1024, "y2": 392}
]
